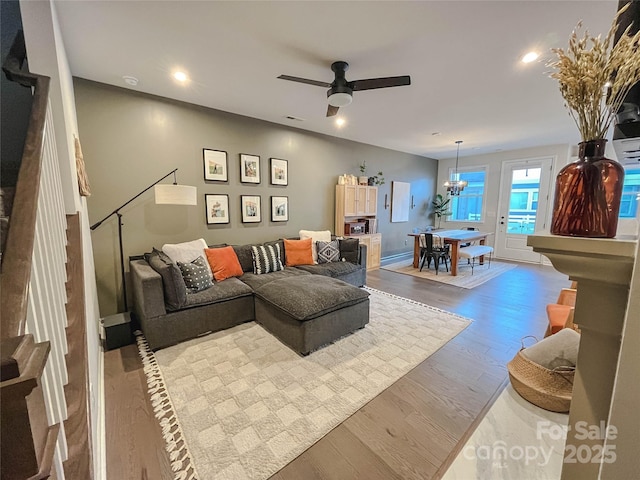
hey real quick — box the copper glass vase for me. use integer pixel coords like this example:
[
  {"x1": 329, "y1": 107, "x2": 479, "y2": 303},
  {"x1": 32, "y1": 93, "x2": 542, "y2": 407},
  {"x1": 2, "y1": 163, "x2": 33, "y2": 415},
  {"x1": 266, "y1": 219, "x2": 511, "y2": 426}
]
[{"x1": 550, "y1": 139, "x2": 624, "y2": 238}]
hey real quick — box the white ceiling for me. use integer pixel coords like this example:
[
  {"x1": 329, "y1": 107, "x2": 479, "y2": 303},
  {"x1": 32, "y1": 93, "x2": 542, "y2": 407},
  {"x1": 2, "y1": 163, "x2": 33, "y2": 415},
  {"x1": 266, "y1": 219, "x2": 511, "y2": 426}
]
[{"x1": 53, "y1": 0, "x2": 617, "y2": 160}]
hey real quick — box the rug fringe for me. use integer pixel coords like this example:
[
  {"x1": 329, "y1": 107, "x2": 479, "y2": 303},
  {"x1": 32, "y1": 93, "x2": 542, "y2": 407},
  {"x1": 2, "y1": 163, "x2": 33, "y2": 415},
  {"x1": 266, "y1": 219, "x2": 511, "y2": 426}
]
[
  {"x1": 135, "y1": 331, "x2": 200, "y2": 480},
  {"x1": 364, "y1": 286, "x2": 473, "y2": 323}
]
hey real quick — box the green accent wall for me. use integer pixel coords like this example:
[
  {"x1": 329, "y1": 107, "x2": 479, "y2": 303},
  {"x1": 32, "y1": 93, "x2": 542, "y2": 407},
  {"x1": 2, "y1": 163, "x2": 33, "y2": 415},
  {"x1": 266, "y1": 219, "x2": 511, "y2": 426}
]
[{"x1": 74, "y1": 78, "x2": 437, "y2": 315}]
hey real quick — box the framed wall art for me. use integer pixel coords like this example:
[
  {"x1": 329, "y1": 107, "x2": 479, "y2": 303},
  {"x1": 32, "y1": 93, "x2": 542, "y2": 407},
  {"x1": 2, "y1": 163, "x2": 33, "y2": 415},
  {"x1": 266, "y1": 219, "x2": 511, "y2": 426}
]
[
  {"x1": 203, "y1": 149, "x2": 228, "y2": 182},
  {"x1": 241, "y1": 195, "x2": 261, "y2": 223},
  {"x1": 240, "y1": 154, "x2": 260, "y2": 184},
  {"x1": 270, "y1": 158, "x2": 288, "y2": 186},
  {"x1": 205, "y1": 194, "x2": 230, "y2": 224},
  {"x1": 391, "y1": 181, "x2": 411, "y2": 222},
  {"x1": 271, "y1": 196, "x2": 288, "y2": 222}
]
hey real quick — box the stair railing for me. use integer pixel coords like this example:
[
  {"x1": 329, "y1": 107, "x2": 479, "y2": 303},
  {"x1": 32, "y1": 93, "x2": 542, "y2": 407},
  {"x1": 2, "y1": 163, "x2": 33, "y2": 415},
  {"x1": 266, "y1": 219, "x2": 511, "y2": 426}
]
[{"x1": 1, "y1": 30, "x2": 70, "y2": 480}]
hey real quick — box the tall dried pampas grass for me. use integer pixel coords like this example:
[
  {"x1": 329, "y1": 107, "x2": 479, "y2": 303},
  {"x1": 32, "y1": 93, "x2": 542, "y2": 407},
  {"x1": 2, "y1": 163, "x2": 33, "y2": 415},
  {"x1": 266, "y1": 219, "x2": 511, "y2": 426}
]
[{"x1": 549, "y1": 3, "x2": 640, "y2": 142}]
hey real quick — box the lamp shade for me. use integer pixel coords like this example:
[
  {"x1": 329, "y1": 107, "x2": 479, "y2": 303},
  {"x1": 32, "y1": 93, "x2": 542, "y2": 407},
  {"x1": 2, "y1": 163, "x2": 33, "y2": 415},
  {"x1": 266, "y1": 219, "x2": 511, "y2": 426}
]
[{"x1": 154, "y1": 184, "x2": 197, "y2": 205}]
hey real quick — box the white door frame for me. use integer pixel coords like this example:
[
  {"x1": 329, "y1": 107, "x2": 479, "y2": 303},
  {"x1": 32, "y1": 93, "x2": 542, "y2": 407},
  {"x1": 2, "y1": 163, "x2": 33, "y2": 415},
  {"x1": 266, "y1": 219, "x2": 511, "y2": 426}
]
[{"x1": 495, "y1": 156, "x2": 555, "y2": 263}]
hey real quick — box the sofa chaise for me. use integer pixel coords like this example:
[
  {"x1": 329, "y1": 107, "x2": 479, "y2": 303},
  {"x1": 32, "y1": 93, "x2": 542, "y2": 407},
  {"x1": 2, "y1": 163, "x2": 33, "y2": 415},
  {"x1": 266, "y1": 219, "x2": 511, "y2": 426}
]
[{"x1": 130, "y1": 237, "x2": 369, "y2": 353}]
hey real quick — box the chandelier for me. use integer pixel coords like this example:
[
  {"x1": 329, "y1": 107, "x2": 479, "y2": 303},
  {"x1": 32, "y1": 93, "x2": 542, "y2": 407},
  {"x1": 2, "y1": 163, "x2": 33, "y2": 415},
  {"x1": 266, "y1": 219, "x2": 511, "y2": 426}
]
[{"x1": 443, "y1": 140, "x2": 468, "y2": 196}]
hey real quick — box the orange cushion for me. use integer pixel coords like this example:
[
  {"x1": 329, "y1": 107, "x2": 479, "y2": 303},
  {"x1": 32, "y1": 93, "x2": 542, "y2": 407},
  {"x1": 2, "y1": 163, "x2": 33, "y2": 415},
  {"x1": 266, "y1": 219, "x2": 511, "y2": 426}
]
[
  {"x1": 546, "y1": 304, "x2": 573, "y2": 334},
  {"x1": 284, "y1": 238, "x2": 314, "y2": 266},
  {"x1": 205, "y1": 246, "x2": 244, "y2": 282}
]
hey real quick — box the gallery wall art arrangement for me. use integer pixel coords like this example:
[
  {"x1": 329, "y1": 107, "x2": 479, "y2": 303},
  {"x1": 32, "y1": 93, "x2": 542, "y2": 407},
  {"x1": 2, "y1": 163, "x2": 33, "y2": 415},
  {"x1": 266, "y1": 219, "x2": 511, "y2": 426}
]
[{"x1": 204, "y1": 149, "x2": 289, "y2": 226}]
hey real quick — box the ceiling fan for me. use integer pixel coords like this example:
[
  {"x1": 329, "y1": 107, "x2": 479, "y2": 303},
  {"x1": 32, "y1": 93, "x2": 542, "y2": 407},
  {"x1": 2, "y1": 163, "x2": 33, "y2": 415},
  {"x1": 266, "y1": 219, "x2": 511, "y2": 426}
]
[{"x1": 278, "y1": 61, "x2": 411, "y2": 117}]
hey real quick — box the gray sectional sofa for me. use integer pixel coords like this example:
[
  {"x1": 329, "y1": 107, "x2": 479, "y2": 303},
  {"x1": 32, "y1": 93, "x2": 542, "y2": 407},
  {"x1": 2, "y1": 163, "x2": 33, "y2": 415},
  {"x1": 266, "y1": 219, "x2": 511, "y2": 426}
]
[{"x1": 130, "y1": 238, "x2": 369, "y2": 353}]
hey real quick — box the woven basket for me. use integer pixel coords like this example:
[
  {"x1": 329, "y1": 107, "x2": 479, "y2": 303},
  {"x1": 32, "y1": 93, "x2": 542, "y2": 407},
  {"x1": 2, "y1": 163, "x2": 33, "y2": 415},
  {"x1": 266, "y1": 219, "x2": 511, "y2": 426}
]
[{"x1": 507, "y1": 337, "x2": 575, "y2": 413}]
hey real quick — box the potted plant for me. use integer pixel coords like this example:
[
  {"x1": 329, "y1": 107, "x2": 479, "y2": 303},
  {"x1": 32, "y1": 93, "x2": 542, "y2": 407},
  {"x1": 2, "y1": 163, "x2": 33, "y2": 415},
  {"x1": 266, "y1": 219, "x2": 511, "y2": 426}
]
[
  {"x1": 371, "y1": 171, "x2": 385, "y2": 186},
  {"x1": 360, "y1": 161, "x2": 385, "y2": 186},
  {"x1": 432, "y1": 193, "x2": 452, "y2": 228},
  {"x1": 358, "y1": 161, "x2": 369, "y2": 185}
]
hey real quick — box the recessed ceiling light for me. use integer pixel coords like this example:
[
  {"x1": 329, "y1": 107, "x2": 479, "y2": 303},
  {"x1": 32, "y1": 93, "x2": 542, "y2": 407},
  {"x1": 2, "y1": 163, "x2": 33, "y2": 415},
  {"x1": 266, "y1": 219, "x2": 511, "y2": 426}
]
[
  {"x1": 521, "y1": 52, "x2": 539, "y2": 63},
  {"x1": 335, "y1": 117, "x2": 346, "y2": 127},
  {"x1": 122, "y1": 75, "x2": 139, "y2": 86},
  {"x1": 172, "y1": 70, "x2": 189, "y2": 83}
]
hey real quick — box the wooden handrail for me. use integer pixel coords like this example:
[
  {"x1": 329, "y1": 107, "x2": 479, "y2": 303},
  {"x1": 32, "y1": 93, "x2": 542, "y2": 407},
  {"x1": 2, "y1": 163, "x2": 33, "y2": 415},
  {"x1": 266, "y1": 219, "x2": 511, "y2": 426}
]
[
  {"x1": 1, "y1": 30, "x2": 69, "y2": 480},
  {"x1": 0, "y1": 30, "x2": 51, "y2": 340}
]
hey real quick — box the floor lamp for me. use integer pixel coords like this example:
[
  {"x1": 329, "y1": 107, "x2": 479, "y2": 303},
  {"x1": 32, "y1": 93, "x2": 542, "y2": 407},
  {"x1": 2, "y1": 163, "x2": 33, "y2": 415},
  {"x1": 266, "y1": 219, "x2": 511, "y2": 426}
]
[{"x1": 90, "y1": 168, "x2": 197, "y2": 312}]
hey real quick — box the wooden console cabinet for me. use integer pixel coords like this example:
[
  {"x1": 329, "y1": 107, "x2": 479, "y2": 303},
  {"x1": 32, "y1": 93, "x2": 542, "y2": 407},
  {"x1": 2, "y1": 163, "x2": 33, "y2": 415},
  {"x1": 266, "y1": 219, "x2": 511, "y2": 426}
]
[
  {"x1": 352, "y1": 233, "x2": 381, "y2": 270},
  {"x1": 335, "y1": 185, "x2": 381, "y2": 269},
  {"x1": 335, "y1": 185, "x2": 377, "y2": 229}
]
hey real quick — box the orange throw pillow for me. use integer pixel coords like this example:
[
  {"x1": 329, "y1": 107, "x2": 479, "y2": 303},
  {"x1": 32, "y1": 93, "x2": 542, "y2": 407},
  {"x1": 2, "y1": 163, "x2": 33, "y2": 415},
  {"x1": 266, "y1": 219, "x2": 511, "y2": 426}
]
[
  {"x1": 284, "y1": 238, "x2": 314, "y2": 266},
  {"x1": 205, "y1": 246, "x2": 244, "y2": 282}
]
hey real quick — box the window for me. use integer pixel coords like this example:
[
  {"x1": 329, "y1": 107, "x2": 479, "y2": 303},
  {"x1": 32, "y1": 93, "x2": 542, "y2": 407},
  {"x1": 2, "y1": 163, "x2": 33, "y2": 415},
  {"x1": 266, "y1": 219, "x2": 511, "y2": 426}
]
[
  {"x1": 448, "y1": 168, "x2": 486, "y2": 222},
  {"x1": 509, "y1": 192, "x2": 529, "y2": 210},
  {"x1": 619, "y1": 168, "x2": 640, "y2": 219}
]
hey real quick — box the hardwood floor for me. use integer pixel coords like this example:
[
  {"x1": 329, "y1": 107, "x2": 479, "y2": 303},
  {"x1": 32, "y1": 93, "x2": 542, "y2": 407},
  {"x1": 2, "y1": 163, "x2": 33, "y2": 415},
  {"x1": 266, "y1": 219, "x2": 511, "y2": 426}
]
[{"x1": 104, "y1": 261, "x2": 568, "y2": 479}]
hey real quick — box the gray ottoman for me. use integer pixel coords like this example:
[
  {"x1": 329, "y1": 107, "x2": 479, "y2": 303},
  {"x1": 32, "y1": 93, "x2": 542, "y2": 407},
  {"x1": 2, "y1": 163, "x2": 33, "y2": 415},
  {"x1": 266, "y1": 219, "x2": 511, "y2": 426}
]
[{"x1": 254, "y1": 275, "x2": 370, "y2": 355}]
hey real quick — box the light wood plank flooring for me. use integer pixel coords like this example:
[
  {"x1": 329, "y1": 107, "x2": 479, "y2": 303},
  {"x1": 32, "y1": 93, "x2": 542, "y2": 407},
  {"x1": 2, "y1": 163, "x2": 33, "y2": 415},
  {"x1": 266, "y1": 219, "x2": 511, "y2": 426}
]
[{"x1": 104, "y1": 260, "x2": 568, "y2": 479}]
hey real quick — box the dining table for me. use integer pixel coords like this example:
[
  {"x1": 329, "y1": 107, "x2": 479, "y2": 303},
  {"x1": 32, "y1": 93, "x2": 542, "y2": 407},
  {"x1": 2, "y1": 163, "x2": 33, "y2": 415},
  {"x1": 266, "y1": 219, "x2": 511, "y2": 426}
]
[{"x1": 408, "y1": 229, "x2": 492, "y2": 276}]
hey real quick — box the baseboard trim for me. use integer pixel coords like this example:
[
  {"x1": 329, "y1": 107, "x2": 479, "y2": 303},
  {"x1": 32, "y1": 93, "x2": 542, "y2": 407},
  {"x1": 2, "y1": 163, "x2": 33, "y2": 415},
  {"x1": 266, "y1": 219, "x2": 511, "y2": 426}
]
[
  {"x1": 381, "y1": 252, "x2": 412, "y2": 266},
  {"x1": 97, "y1": 346, "x2": 106, "y2": 480}
]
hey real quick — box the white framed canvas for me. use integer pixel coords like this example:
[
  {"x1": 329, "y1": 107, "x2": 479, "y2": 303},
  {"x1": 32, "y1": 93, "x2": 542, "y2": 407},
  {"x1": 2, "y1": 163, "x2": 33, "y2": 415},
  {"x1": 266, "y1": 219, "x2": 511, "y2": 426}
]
[{"x1": 391, "y1": 181, "x2": 410, "y2": 222}]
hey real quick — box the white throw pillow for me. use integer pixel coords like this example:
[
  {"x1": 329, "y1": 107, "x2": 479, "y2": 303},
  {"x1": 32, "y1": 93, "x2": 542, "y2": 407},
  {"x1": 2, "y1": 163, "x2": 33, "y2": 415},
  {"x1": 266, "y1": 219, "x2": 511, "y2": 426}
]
[
  {"x1": 299, "y1": 229, "x2": 332, "y2": 264},
  {"x1": 162, "y1": 238, "x2": 212, "y2": 278}
]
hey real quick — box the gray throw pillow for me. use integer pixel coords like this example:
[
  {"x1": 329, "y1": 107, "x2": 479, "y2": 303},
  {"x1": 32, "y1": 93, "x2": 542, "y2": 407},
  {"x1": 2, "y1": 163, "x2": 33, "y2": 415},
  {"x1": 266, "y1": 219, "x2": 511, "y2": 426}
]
[
  {"x1": 232, "y1": 244, "x2": 254, "y2": 273},
  {"x1": 177, "y1": 256, "x2": 214, "y2": 293},
  {"x1": 317, "y1": 240, "x2": 340, "y2": 263},
  {"x1": 144, "y1": 248, "x2": 187, "y2": 311},
  {"x1": 339, "y1": 238, "x2": 360, "y2": 263}
]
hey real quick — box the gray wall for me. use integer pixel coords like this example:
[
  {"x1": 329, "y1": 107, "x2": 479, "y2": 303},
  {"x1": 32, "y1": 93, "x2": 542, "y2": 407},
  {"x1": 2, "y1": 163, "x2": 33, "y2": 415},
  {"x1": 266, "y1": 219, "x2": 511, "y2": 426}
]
[
  {"x1": 74, "y1": 79, "x2": 438, "y2": 315},
  {"x1": 1, "y1": 0, "x2": 32, "y2": 187}
]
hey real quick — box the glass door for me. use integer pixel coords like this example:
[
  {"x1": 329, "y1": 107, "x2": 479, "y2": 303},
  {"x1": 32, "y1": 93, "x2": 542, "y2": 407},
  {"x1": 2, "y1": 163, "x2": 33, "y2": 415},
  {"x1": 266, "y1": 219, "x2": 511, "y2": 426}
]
[{"x1": 495, "y1": 157, "x2": 553, "y2": 262}]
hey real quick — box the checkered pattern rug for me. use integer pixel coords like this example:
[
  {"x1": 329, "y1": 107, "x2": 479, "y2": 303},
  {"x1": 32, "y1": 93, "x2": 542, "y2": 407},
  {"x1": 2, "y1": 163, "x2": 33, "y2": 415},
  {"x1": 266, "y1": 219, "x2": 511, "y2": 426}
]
[{"x1": 137, "y1": 288, "x2": 471, "y2": 480}]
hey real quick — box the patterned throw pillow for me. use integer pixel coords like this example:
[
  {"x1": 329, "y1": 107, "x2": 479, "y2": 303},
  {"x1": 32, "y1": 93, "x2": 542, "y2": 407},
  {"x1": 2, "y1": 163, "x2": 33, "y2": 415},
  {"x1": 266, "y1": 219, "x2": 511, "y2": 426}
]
[
  {"x1": 316, "y1": 240, "x2": 340, "y2": 264},
  {"x1": 251, "y1": 244, "x2": 284, "y2": 274},
  {"x1": 177, "y1": 256, "x2": 214, "y2": 293},
  {"x1": 299, "y1": 229, "x2": 332, "y2": 264}
]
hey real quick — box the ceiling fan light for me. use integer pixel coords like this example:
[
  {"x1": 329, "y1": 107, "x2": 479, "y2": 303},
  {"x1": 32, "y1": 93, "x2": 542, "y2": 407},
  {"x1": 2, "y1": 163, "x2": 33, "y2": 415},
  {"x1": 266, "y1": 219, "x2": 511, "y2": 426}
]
[{"x1": 328, "y1": 92, "x2": 352, "y2": 107}]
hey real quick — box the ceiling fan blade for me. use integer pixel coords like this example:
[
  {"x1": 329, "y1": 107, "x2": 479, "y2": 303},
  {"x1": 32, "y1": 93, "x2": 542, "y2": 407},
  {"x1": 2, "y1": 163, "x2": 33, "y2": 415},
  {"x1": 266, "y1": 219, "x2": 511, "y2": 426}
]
[
  {"x1": 351, "y1": 75, "x2": 411, "y2": 91},
  {"x1": 277, "y1": 74, "x2": 332, "y2": 88},
  {"x1": 327, "y1": 104, "x2": 339, "y2": 117}
]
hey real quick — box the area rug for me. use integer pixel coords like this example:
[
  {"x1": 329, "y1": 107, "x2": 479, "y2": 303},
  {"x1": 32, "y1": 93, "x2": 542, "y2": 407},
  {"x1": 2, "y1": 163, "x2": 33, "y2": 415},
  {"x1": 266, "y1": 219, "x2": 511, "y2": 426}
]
[
  {"x1": 136, "y1": 288, "x2": 472, "y2": 480},
  {"x1": 442, "y1": 384, "x2": 568, "y2": 479},
  {"x1": 381, "y1": 259, "x2": 517, "y2": 289}
]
